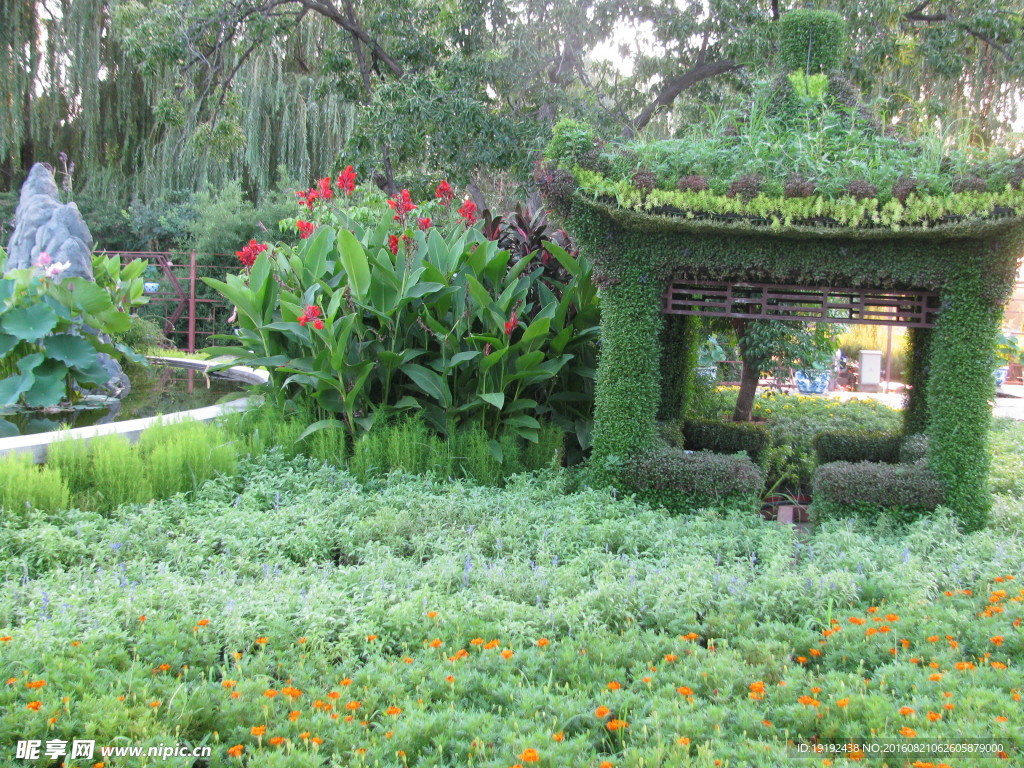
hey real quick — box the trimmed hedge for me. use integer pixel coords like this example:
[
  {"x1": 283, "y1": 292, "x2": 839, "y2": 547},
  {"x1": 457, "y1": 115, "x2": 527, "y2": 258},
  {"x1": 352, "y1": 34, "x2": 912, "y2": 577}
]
[
  {"x1": 811, "y1": 460, "x2": 945, "y2": 524},
  {"x1": 778, "y1": 9, "x2": 847, "y2": 74},
  {"x1": 812, "y1": 430, "x2": 902, "y2": 465},
  {"x1": 623, "y1": 446, "x2": 763, "y2": 513},
  {"x1": 682, "y1": 419, "x2": 772, "y2": 463}
]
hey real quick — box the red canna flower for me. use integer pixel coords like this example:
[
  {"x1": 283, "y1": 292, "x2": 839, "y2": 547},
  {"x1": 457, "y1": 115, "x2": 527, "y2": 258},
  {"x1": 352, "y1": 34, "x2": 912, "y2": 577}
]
[
  {"x1": 387, "y1": 189, "x2": 417, "y2": 223},
  {"x1": 296, "y1": 188, "x2": 319, "y2": 209},
  {"x1": 388, "y1": 234, "x2": 400, "y2": 255},
  {"x1": 457, "y1": 198, "x2": 478, "y2": 226},
  {"x1": 503, "y1": 312, "x2": 518, "y2": 336},
  {"x1": 235, "y1": 239, "x2": 267, "y2": 268},
  {"x1": 337, "y1": 165, "x2": 357, "y2": 195},
  {"x1": 317, "y1": 177, "x2": 334, "y2": 202},
  {"x1": 312, "y1": 318, "x2": 324, "y2": 330},
  {"x1": 435, "y1": 180, "x2": 454, "y2": 204},
  {"x1": 417, "y1": 217, "x2": 432, "y2": 231},
  {"x1": 297, "y1": 220, "x2": 316, "y2": 239}
]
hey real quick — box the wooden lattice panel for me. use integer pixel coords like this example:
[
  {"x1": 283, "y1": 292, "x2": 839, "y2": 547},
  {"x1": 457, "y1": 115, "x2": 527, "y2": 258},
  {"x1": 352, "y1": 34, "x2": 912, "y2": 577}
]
[{"x1": 663, "y1": 281, "x2": 939, "y2": 328}]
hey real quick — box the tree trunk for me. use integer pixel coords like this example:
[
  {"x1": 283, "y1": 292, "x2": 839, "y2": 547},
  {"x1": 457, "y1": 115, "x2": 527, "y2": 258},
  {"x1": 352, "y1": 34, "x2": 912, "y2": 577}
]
[{"x1": 732, "y1": 354, "x2": 760, "y2": 422}]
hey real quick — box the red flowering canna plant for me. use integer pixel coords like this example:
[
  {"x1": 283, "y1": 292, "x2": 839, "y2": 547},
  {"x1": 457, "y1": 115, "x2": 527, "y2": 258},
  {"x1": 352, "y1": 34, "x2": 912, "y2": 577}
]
[{"x1": 206, "y1": 192, "x2": 598, "y2": 452}]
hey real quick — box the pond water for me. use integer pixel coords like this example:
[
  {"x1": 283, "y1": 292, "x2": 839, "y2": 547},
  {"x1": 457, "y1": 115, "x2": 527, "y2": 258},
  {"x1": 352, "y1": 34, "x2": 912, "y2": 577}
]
[{"x1": 0, "y1": 363, "x2": 250, "y2": 437}]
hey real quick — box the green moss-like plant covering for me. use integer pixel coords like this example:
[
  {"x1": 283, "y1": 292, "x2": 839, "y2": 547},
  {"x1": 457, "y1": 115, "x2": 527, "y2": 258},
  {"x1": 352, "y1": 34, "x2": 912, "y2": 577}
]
[{"x1": 545, "y1": 9, "x2": 1024, "y2": 529}]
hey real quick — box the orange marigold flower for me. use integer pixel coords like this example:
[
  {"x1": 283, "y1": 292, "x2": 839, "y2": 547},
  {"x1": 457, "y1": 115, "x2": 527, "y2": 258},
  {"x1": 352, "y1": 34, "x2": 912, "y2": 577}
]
[
  {"x1": 837, "y1": 698, "x2": 850, "y2": 708},
  {"x1": 928, "y1": 711, "x2": 942, "y2": 721},
  {"x1": 299, "y1": 732, "x2": 311, "y2": 741},
  {"x1": 230, "y1": 691, "x2": 240, "y2": 699},
  {"x1": 930, "y1": 673, "x2": 943, "y2": 681},
  {"x1": 445, "y1": 675, "x2": 455, "y2": 683},
  {"x1": 885, "y1": 614, "x2": 899, "y2": 622},
  {"x1": 943, "y1": 702, "x2": 954, "y2": 710},
  {"x1": 297, "y1": 637, "x2": 306, "y2": 644},
  {"x1": 345, "y1": 701, "x2": 360, "y2": 711},
  {"x1": 264, "y1": 689, "x2": 278, "y2": 698},
  {"x1": 991, "y1": 636, "x2": 1004, "y2": 646},
  {"x1": 607, "y1": 681, "x2": 621, "y2": 691},
  {"x1": 311, "y1": 737, "x2": 323, "y2": 745},
  {"x1": 282, "y1": 686, "x2": 302, "y2": 699},
  {"x1": 251, "y1": 725, "x2": 266, "y2": 736},
  {"x1": 899, "y1": 727, "x2": 917, "y2": 738},
  {"x1": 430, "y1": 638, "x2": 443, "y2": 648},
  {"x1": 501, "y1": 649, "x2": 514, "y2": 659},
  {"x1": 288, "y1": 710, "x2": 301, "y2": 721},
  {"x1": 810, "y1": 649, "x2": 822, "y2": 657},
  {"x1": 642, "y1": 676, "x2": 652, "y2": 684},
  {"x1": 0, "y1": 636, "x2": 11, "y2": 642},
  {"x1": 138, "y1": 615, "x2": 146, "y2": 622},
  {"x1": 849, "y1": 617, "x2": 866, "y2": 625},
  {"x1": 797, "y1": 656, "x2": 808, "y2": 664},
  {"x1": 678, "y1": 737, "x2": 691, "y2": 746},
  {"x1": 536, "y1": 638, "x2": 550, "y2": 647},
  {"x1": 600, "y1": 762, "x2": 614, "y2": 768},
  {"x1": 5, "y1": 678, "x2": 17, "y2": 685},
  {"x1": 677, "y1": 686, "x2": 694, "y2": 697},
  {"x1": 227, "y1": 744, "x2": 244, "y2": 758},
  {"x1": 484, "y1": 639, "x2": 501, "y2": 649},
  {"x1": 867, "y1": 607, "x2": 878, "y2": 614},
  {"x1": 664, "y1": 653, "x2": 678, "y2": 662},
  {"x1": 269, "y1": 736, "x2": 285, "y2": 746},
  {"x1": 222, "y1": 680, "x2": 237, "y2": 688},
  {"x1": 995, "y1": 716, "x2": 1008, "y2": 723},
  {"x1": 366, "y1": 634, "x2": 378, "y2": 641},
  {"x1": 470, "y1": 638, "x2": 484, "y2": 645},
  {"x1": 811, "y1": 687, "x2": 822, "y2": 694},
  {"x1": 386, "y1": 706, "x2": 402, "y2": 716},
  {"x1": 552, "y1": 732, "x2": 564, "y2": 742},
  {"x1": 899, "y1": 707, "x2": 915, "y2": 716},
  {"x1": 595, "y1": 706, "x2": 610, "y2": 718},
  {"x1": 992, "y1": 661, "x2": 1008, "y2": 670},
  {"x1": 763, "y1": 719, "x2": 773, "y2": 727},
  {"x1": 197, "y1": 619, "x2": 210, "y2": 626},
  {"x1": 427, "y1": 611, "x2": 438, "y2": 618},
  {"x1": 26, "y1": 701, "x2": 42, "y2": 710},
  {"x1": 797, "y1": 695, "x2": 820, "y2": 707},
  {"x1": 255, "y1": 636, "x2": 268, "y2": 644},
  {"x1": 606, "y1": 719, "x2": 629, "y2": 731},
  {"x1": 327, "y1": 691, "x2": 341, "y2": 699},
  {"x1": 449, "y1": 649, "x2": 469, "y2": 661},
  {"x1": 519, "y1": 748, "x2": 540, "y2": 762},
  {"x1": 26, "y1": 680, "x2": 46, "y2": 689},
  {"x1": 340, "y1": 678, "x2": 353, "y2": 686}
]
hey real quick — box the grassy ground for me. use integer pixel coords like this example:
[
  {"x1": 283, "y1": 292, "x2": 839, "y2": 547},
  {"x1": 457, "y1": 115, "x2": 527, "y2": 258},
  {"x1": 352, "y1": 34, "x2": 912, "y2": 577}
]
[{"x1": 1, "y1": 447, "x2": 1022, "y2": 767}]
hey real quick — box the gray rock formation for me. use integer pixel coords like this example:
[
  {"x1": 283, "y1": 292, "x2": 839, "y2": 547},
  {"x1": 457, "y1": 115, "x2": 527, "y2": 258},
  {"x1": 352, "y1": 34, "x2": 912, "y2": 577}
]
[
  {"x1": 6, "y1": 163, "x2": 94, "y2": 280},
  {"x1": 6, "y1": 163, "x2": 127, "y2": 396}
]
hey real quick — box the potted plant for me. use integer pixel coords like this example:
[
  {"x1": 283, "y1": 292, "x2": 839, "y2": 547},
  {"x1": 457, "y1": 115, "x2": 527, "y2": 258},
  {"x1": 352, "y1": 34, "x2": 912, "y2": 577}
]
[
  {"x1": 143, "y1": 263, "x2": 161, "y2": 294},
  {"x1": 996, "y1": 332, "x2": 1022, "y2": 389},
  {"x1": 697, "y1": 334, "x2": 727, "y2": 382}
]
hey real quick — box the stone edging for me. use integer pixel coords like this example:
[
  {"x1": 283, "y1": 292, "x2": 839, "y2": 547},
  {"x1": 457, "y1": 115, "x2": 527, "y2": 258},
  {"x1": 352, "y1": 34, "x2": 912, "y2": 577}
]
[{"x1": 0, "y1": 356, "x2": 267, "y2": 463}]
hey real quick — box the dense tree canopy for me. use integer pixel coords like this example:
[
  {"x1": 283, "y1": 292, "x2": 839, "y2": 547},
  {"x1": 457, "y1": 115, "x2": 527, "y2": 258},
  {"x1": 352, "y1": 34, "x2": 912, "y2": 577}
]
[{"x1": 2, "y1": 0, "x2": 1022, "y2": 200}]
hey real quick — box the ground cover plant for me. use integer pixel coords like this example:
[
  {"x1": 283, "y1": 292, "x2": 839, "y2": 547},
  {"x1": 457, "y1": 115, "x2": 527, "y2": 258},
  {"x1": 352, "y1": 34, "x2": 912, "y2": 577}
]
[{"x1": 1, "y1": 452, "x2": 1022, "y2": 767}]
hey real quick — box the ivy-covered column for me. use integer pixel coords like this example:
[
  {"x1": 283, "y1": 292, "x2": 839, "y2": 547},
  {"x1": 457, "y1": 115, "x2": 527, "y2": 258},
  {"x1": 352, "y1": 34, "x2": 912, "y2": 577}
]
[
  {"x1": 926, "y1": 269, "x2": 1000, "y2": 531},
  {"x1": 657, "y1": 314, "x2": 699, "y2": 421},
  {"x1": 903, "y1": 327, "x2": 932, "y2": 434},
  {"x1": 591, "y1": 277, "x2": 664, "y2": 464}
]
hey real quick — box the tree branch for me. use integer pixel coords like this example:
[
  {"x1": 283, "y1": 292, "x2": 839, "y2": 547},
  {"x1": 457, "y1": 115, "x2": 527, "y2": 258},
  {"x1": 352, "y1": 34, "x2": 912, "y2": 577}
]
[{"x1": 625, "y1": 59, "x2": 741, "y2": 137}]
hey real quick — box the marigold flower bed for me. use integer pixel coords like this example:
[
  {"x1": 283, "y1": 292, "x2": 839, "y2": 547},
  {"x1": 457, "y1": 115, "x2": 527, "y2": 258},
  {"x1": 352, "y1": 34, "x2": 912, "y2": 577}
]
[{"x1": 0, "y1": 452, "x2": 1021, "y2": 766}]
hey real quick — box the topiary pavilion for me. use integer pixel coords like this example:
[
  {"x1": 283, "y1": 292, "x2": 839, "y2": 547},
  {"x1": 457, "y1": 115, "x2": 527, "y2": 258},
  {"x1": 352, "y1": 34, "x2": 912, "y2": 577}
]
[{"x1": 542, "y1": 9, "x2": 1024, "y2": 530}]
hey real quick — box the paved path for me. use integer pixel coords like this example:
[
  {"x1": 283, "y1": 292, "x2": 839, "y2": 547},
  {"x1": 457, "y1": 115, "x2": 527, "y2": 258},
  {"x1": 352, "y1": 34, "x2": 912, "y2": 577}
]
[{"x1": 816, "y1": 383, "x2": 1024, "y2": 420}]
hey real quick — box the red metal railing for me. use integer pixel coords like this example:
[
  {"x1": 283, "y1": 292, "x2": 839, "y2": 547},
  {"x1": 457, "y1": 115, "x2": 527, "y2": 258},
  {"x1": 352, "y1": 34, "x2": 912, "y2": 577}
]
[{"x1": 107, "y1": 251, "x2": 242, "y2": 353}]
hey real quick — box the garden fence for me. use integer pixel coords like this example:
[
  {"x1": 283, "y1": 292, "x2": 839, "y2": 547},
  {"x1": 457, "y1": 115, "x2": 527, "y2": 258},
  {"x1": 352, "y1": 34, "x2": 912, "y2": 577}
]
[{"x1": 109, "y1": 251, "x2": 241, "y2": 352}]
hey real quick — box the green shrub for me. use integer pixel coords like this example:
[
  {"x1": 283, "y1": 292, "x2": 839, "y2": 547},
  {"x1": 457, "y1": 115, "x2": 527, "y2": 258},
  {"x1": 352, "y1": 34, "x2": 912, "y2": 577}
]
[
  {"x1": 0, "y1": 452, "x2": 70, "y2": 517},
  {"x1": 777, "y1": 9, "x2": 847, "y2": 74},
  {"x1": 990, "y1": 418, "x2": 1024, "y2": 497},
  {"x1": 137, "y1": 419, "x2": 237, "y2": 498},
  {"x1": 112, "y1": 314, "x2": 170, "y2": 353},
  {"x1": 811, "y1": 460, "x2": 945, "y2": 524},
  {"x1": 623, "y1": 445, "x2": 763, "y2": 513},
  {"x1": 680, "y1": 419, "x2": 772, "y2": 462},
  {"x1": 812, "y1": 430, "x2": 903, "y2": 465},
  {"x1": 77, "y1": 434, "x2": 153, "y2": 509},
  {"x1": 899, "y1": 433, "x2": 929, "y2": 464}
]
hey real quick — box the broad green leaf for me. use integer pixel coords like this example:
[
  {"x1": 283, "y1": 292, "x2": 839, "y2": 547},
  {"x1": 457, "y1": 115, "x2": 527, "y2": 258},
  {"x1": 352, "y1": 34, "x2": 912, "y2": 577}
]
[
  {"x1": 402, "y1": 363, "x2": 452, "y2": 407},
  {"x1": 478, "y1": 392, "x2": 505, "y2": 409},
  {"x1": 63, "y1": 278, "x2": 113, "y2": 315},
  {"x1": 44, "y1": 333, "x2": 95, "y2": 368},
  {"x1": 296, "y1": 418, "x2": 345, "y2": 443},
  {"x1": 547, "y1": 243, "x2": 582, "y2": 278},
  {"x1": 0, "y1": 333, "x2": 17, "y2": 356},
  {"x1": 519, "y1": 317, "x2": 551, "y2": 346},
  {"x1": 480, "y1": 347, "x2": 508, "y2": 372},
  {"x1": 0, "y1": 374, "x2": 31, "y2": 407},
  {"x1": 338, "y1": 228, "x2": 371, "y2": 301},
  {"x1": 1, "y1": 304, "x2": 59, "y2": 341},
  {"x1": 445, "y1": 350, "x2": 480, "y2": 370},
  {"x1": 23, "y1": 362, "x2": 68, "y2": 407}
]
